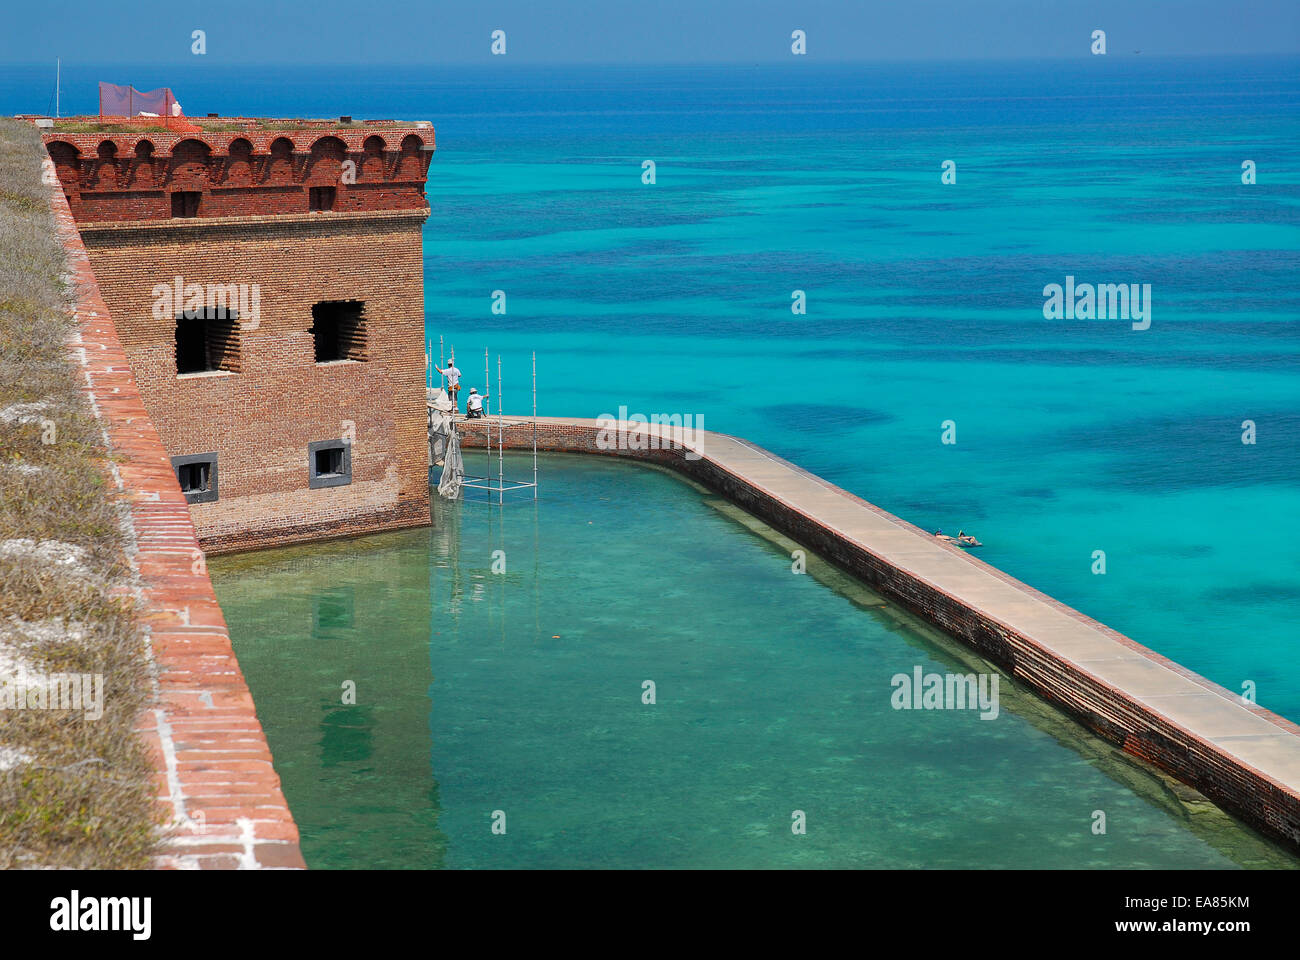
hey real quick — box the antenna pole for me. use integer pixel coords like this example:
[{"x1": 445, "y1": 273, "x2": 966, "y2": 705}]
[
  {"x1": 497, "y1": 354, "x2": 504, "y2": 506},
  {"x1": 532, "y1": 351, "x2": 538, "y2": 500}
]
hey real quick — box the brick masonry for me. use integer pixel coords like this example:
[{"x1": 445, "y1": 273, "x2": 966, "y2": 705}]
[
  {"x1": 457, "y1": 416, "x2": 1300, "y2": 853},
  {"x1": 42, "y1": 121, "x2": 434, "y2": 553},
  {"x1": 44, "y1": 124, "x2": 433, "y2": 223},
  {"x1": 77, "y1": 212, "x2": 432, "y2": 554},
  {"x1": 47, "y1": 157, "x2": 305, "y2": 869}
]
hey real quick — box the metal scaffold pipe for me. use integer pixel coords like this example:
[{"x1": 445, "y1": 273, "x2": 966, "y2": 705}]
[
  {"x1": 497, "y1": 353, "x2": 504, "y2": 506},
  {"x1": 443, "y1": 345, "x2": 538, "y2": 505},
  {"x1": 532, "y1": 351, "x2": 538, "y2": 501}
]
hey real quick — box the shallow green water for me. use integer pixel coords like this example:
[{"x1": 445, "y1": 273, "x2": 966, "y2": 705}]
[{"x1": 210, "y1": 454, "x2": 1294, "y2": 869}]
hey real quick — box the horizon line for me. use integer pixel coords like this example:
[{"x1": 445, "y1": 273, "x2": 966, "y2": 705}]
[{"x1": 4, "y1": 51, "x2": 1300, "y2": 69}]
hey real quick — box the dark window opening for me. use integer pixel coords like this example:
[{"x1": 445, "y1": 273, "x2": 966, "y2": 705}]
[
  {"x1": 171, "y1": 191, "x2": 201, "y2": 217},
  {"x1": 309, "y1": 186, "x2": 336, "y2": 211},
  {"x1": 171, "y1": 453, "x2": 219, "y2": 504},
  {"x1": 177, "y1": 461, "x2": 210, "y2": 493},
  {"x1": 310, "y1": 300, "x2": 366, "y2": 363},
  {"x1": 308, "y1": 440, "x2": 352, "y2": 489},
  {"x1": 176, "y1": 309, "x2": 240, "y2": 374},
  {"x1": 315, "y1": 447, "x2": 343, "y2": 478}
]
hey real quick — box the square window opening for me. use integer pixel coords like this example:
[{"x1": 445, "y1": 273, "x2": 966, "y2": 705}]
[
  {"x1": 315, "y1": 447, "x2": 343, "y2": 478},
  {"x1": 310, "y1": 300, "x2": 366, "y2": 363},
  {"x1": 176, "y1": 309, "x2": 240, "y2": 374},
  {"x1": 171, "y1": 191, "x2": 201, "y2": 218},
  {"x1": 309, "y1": 186, "x2": 336, "y2": 211},
  {"x1": 308, "y1": 440, "x2": 352, "y2": 489},
  {"x1": 177, "y1": 461, "x2": 210, "y2": 493},
  {"x1": 171, "y1": 453, "x2": 219, "y2": 504}
]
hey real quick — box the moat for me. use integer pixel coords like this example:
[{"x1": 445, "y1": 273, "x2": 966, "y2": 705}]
[{"x1": 209, "y1": 453, "x2": 1295, "y2": 869}]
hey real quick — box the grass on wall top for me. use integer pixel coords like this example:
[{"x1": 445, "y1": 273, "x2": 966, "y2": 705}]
[{"x1": 0, "y1": 118, "x2": 161, "y2": 869}]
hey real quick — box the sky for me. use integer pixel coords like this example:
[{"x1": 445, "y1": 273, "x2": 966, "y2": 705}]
[{"x1": 1, "y1": 0, "x2": 1297, "y2": 66}]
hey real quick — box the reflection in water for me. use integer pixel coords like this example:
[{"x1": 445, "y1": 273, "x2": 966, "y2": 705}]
[
  {"x1": 313, "y1": 588, "x2": 355, "y2": 633},
  {"x1": 320, "y1": 705, "x2": 372, "y2": 767},
  {"x1": 210, "y1": 529, "x2": 448, "y2": 868},
  {"x1": 430, "y1": 469, "x2": 541, "y2": 650}
]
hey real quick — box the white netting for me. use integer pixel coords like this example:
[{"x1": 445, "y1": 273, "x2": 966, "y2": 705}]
[
  {"x1": 428, "y1": 388, "x2": 455, "y2": 464},
  {"x1": 437, "y1": 427, "x2": 464, "y2": 501}
]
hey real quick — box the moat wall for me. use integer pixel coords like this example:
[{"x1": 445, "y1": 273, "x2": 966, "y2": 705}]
[{"x1": 46, "y1": 159, "x2": 305, "y2": 868}]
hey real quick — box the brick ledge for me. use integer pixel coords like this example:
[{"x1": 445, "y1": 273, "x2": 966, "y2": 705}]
[{"x1": 75, "y1": 207, "x2": 430, "y2": 233}]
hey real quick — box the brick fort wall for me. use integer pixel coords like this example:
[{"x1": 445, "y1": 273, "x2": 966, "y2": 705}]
[
  {"x1": 42, "y1": 119, "x2": 436, "y2": 553},
  {"x1": 79, "y1": 211, "x2": 431, "y2": 553}
]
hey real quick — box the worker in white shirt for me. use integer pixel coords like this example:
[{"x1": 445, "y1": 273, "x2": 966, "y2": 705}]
[
  {"x1": 465, "y1": 387, "x2": 490, "y2": 419},
  {"x1": 434, "y1": 358, "x2": 462, "y2": 411}
]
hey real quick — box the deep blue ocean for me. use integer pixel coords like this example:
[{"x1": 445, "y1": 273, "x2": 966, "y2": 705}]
[{"x1": 5, "y1": 57, "x2": 1298, "y2": 720}]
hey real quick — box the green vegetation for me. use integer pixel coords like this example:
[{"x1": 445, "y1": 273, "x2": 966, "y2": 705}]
[
  {"x1": 190, "y1": 119, "x2": 420, "y2": 130},
  {"x1": 46, "y1": 121, "x2": 175, "y2": 134},
  {"x1": 0, "y1": 118, "x2": 161, "y2": 869}
]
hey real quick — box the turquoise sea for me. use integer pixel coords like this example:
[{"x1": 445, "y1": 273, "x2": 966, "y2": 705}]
[{"x1": 414, "y1": 58, "x2": 1300, "y2": 722}]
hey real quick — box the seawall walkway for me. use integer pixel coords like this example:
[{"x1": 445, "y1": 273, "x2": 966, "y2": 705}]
[{"x1": 454, "y1": 413, "x2": 1300, "y2": 851}]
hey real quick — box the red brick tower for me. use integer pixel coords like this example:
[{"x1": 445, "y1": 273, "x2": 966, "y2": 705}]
[{"x1": 42, "y1": 117, "x2": 435, "y2": 552}]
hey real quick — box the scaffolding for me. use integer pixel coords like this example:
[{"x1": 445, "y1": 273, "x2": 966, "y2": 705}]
[
  {"x1": 433, "y1": 347, "x2": 538, "y2": 505},
  {"x1": 425, "y1": 336, "x2": 451, "y2": 391}
]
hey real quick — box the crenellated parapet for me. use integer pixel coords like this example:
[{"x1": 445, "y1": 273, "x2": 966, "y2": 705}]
[
  {"x1": 39, "y1": 118, "x2": 435, "y2": 222},
  {"x1": 23, "y1": 111, "x2": 437, "y2": 554}
]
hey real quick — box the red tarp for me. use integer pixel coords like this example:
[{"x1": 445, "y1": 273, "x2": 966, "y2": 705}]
[{"x1": 98, "y1": 82, "x2": 182, "y2": 118}]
